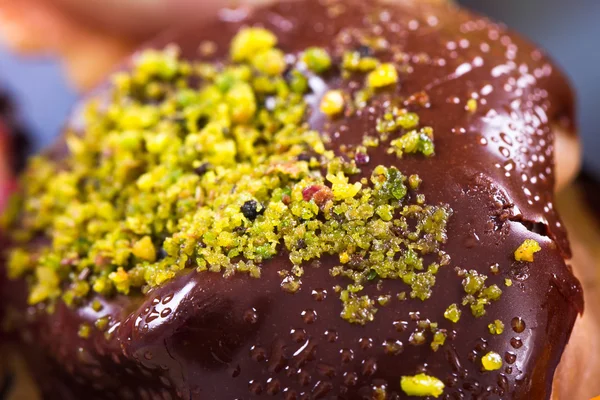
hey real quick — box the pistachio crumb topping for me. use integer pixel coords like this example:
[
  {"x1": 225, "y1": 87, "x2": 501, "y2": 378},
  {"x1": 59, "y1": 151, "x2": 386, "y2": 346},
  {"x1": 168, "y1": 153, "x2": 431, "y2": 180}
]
[
  {"x1": 400, "y1": 373, "x2": 445, "y2": 398},
  {"x1": 95, "y1": 316, "x2": 110, "y2": 331},
  {"x1": 514, "y1": 239, "x2": 541, "y2": 262},
  {"x1": 444, "y1": 303, "x2": 461, "y2": 323},
  {"x1": 481, "y1": 351, "x2": 503, "y2": 371},
  {"x1": 342, "y1": 50, "x2": 379, "y2": 72},
  {"x1": 374, "y1": 107, "x2": 434, "y2": 159},
  {"x1": 231, "y1": 27, "x2": 277, "y2": 62},
  {"x1": 388, "y1": 127, "x2": 435, "y2": 158},
  {"x1": 320, "y1": 90, "x2": 345, "y2": 116},
  {"x1": 367, "y1": 63, "x2": 399, "y2": 88},
  {"x1": 6, "y1": 27, "x2": 453, "y2": 328},
  {"x1": 251, "y1": 48, "x2": 287, "y2": 76},
  {"x1": 488, "y1": 319, "x2": 504, "y2": 335},
  {"x1": 431, "y1": 330, "x2": 447, "y2": 351},
  {"x1": 466, "y1": 98, "x2": 478, "y2": 113},
  {"x1": 78, "y1": 323, "x2": 91, "y2": 339},
  {"x1": 132, "y1": 236, "x2": 157, "y2": 262},
  {"x1": 6, "y1": 248, "x2": 30, "y2": 279},
  {"x1": 460, "y1": 269, "x2": 502, "y2": 317},
  {"x1": 301, "y1": 47, "x2": 332, "y2": 73},
  {"x1": 91, "y1": 299, "x2": 103, "y2": 312}
]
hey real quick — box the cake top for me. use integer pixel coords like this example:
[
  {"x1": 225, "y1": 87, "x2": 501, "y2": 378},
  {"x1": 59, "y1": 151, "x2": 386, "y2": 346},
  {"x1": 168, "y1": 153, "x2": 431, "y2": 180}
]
[{"x1": 2, "y1": 0, "x2": 583, "y2": 398}]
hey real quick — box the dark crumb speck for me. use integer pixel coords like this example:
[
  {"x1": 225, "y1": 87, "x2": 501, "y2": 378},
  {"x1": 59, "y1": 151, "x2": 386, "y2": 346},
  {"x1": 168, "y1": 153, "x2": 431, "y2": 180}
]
[
  {"x1": 196, "y1": 116, "x2": 209, "y2": 130},
  {"x1": 390, "y1": 225, "x2": 404, "y2": 237},
  {"x1": 241, "y1": 200, "x2": 261, "y2": 220},
  {"x1": 356, "y1": 45, "x2": 373, "y2": 57},
  {"x1": 194, "y1": 162, "x2": 211, "y2": 176},
  {"x1": 349, "y1": 254, "x2": 365, "y2": 268},
  {"x1": 156, "y1": 248, "x2": 168, "y2": 260},
  {"x1": 234, "y1": 225, "x2": 247, "y2": 234},
  {"x1": 354, "y1": 152, "x2": 370, "y2": 165},
  {"x1": 297, "y1": 153, "x2": 313, "y2": 162}
]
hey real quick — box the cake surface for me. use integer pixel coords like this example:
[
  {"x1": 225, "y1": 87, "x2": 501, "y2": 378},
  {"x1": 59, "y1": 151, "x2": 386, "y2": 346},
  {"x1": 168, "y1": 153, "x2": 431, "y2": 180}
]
[{"x1": 1, "y1": 1, "x2": 583, "y2": 399}]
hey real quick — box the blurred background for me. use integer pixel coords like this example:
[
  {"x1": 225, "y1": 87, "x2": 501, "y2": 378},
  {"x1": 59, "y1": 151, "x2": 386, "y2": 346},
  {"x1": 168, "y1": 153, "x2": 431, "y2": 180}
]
[{"x1": 0, "y1": 0, "x2": 599, "y2": 179}]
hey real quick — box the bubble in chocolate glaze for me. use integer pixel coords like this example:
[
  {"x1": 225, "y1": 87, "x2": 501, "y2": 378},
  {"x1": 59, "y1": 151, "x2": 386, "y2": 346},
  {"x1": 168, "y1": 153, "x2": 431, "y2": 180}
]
[
  {"x1": 511, "y1": 317, "x2": 526, "y2": 333},
  {"x1": 511, "y1": 337, "x2": 524, "y2": 349}
]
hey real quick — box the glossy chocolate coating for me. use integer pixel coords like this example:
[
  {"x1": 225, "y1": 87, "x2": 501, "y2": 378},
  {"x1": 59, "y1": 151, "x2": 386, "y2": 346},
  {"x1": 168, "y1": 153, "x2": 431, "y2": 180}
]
[{"x1": 2, "y1": 0, "x2": 583, "y2": 399}]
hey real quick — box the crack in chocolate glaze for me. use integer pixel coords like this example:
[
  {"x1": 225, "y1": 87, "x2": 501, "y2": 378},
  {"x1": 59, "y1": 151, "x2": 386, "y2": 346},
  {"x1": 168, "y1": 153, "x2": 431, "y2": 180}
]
[
  {"x1": 509, "y1": 217, "x2": 550, "y2": 238},
  {"x1": 1, "y1": 0, "x2": 583, "y2": 399}
]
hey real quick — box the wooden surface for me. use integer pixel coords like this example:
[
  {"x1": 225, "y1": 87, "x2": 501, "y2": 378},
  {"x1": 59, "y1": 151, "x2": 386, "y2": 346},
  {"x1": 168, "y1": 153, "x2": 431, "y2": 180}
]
[{"x1": 553, "y1": 184, "x2": 600, "y2": 400}]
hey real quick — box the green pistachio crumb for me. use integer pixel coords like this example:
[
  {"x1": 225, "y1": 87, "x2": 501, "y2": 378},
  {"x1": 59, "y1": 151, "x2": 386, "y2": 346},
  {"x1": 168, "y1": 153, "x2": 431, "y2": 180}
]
[
  {"x1": 226, "y1": 81, "x2": 257, "y2": 124},
  {"x1": 134, "y1": 47, "x2": 179, "y2": 80},
  {"x1": 490, "y1": 263, "x2": 500, "y2": 274},
  {"x1": 340, "y1": 291, "x2": 377, "y2": 325},
  {"x1": 132, "y1": 236, "x2": 157, "y2": 262},
  {"x1": 95, "y1": 316, "x2": 110, "y2": 331},
  {"x1": 78, "y1": 323, "x2": 92, "y2": 339},
  {"x1": 466, "y1": 98, "x2": 478, "y2": 113},
  {"x1": 462, "y1": 270, "x2": 486, "y2": 295},
  {"x1": 482, "y1": 284, "x2": 502, "y2": 301},
  {"x1": 28, "y1": 266, "x2": 61, "y2": 305},
  {"x1": 251, "y1": 48, "x2": 287, "y2": 76},
  {"x1": 354, "y1": 88, "x2": 374, "y2": 108},
  {"x1": 7, "y1": 248, "x2": 32, "y2": 279},
  {"x1": 377, "y1": 295, "x2": 391, "y2": 306},
  {"x1": 482, "y1": 351, "x2": 503, "y2": 371},
  {"x1": 444, "y1": 303, "x2": 461, "y2": 323},
  {"x1": 280, "y1": 276, "x2": 302, "y2": 293},
  {"x1": 342, "y1": 51, "x2": 379, "y2": 72},
  {"x1": 400, "y1": 373, "x2": 445, "y2": 398},
  {"x1": 409, "y1": 330, "x2": 426, "y2": 345},
  {"x1": 91, "y1": 300, "x2": 104, "y2": 312},
  {"x1": 408, "y1": 175, "x2": 422, "y2": 190},
  {"x1": 302, "y1": 47, "x2": 332, "y2": 73},
  {"x1": 109, "y1": 267, "x2": 131, "y2": 295},
  {"x1": 288, "y1": 69, "x2": 309, "y2": 93},
  {"x1": 461, "y1": 270, "x2": 503, "y2": 317},
  {"x1": 488, "y1": 319, "x2": 504, "y2": 335},
  {"x1": 396, "y1": 112, "x2": 420, "y2": 130},
  {"x1": 514, "y1": 239, "x2": 541, "y2": 262},
  {"x1": 320, "y1": 90, "x2": 345, "y2": 116},
  {"x1": 231, "y1": 27, "x2": 277, "y2": 62},
  {"x1": 389, "y1": 127, "x2": 435, "y2": 158},
  {"x1": 367, "y1": 63, "x2": 398, "y2": 88},
  {"x1": 431, "y1": 330, "x2": 447, "y2": 351}
]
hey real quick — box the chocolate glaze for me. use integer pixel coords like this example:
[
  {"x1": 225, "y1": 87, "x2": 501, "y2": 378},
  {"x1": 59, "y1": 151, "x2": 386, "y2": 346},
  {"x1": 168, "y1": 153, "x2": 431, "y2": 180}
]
[{"x1": 2, "y1": 1, "x2": 583, "y2": 399}]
